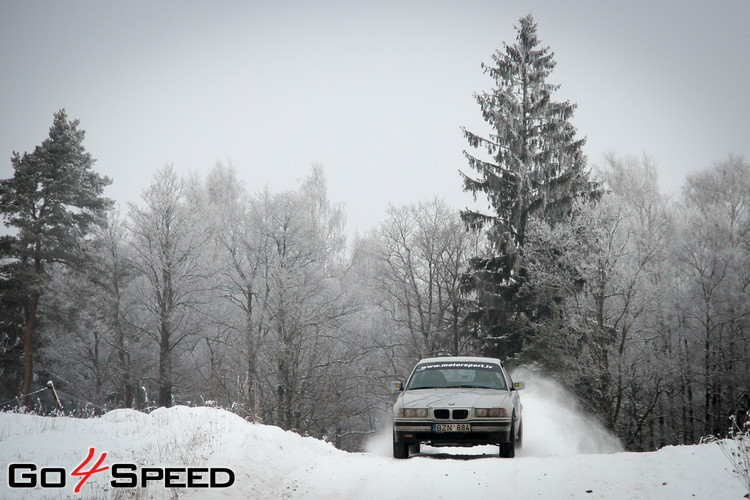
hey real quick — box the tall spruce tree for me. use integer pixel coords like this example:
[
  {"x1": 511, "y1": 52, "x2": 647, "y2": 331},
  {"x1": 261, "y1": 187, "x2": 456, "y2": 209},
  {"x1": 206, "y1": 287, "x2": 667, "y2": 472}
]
[
  {"x1": 0, "y1": 110, "x2": 112, "y2": 408},
  {"x1": 460, "y1": 14, "x2": 588, "y2": 358}
]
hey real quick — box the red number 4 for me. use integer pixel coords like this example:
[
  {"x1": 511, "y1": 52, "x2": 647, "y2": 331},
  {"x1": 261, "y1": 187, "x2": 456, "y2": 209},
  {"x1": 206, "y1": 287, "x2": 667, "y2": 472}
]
[{"x1": 70, "y1": 447, "x2": 109, "y2": 494}]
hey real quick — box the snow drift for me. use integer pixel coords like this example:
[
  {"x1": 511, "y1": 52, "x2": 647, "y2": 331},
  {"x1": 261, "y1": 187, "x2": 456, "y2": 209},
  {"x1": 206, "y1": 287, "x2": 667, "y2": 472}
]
[{"x1": 0, "y1": 405, "x2": 743, "y2": 499}]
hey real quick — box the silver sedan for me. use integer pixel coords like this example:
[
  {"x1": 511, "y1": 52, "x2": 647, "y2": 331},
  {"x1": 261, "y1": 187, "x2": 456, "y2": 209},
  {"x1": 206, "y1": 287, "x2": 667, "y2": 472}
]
[{"x1": 392, "y1": 356, "x2": 524, "y2": 458}]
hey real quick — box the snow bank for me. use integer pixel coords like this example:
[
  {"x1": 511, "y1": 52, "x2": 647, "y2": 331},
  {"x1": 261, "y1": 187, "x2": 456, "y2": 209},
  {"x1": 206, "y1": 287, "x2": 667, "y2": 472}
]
[{"x1": 0, "y1": 406, "x2": 744, "y2": 499}]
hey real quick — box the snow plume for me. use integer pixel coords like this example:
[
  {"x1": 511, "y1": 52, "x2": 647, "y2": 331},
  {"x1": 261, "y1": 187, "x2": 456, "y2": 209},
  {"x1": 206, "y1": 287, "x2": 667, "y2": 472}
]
[
  {"x1": 512, "y1": 368, "x2": 623, "y2": 456},
  {"x1": 365, "y1": 425, "x2": 395, "y2": 457},
  {"x1": 366, "y1": 369, "x2": 622, "y2": 457}
]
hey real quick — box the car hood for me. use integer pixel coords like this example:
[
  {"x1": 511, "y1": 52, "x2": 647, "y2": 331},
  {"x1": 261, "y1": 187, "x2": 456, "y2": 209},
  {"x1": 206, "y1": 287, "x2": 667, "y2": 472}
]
[{"x1": 400, "y1": 388, "x2": 509, "y2": 409}]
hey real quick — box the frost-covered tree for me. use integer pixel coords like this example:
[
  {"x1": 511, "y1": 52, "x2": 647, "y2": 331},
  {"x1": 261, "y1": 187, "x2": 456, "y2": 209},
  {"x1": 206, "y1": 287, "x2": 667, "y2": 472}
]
[
  {"x1": 256, "y1": 168, "x2": 352, "y2": 431},
  {"x1": 676, "y1": 155, "x2": 750, "y2": 438},
  {"x1": 128, "y1": 165, "x2": 210, "y2": 407},
  {"x1": 35, "y1": 208, "x2": 149, "y2": 412},
  {"x1": 88, "y1": 209, "x2": 139, "y2": 407},
  {"x1": 460, "y1": 14, "x2": 588, "y2": 358},
  {"x1": 0, "y1": 110, "x2": 111, "y2": 408},
  {"x1": 522, "y1": 154, "x2": 672, "y2": 449},
  {"x1": 42, "y1": 264, "x2": 111, "y2": 407},
  {"x1": 368, "y1": 198, "x2": 480, "y2": 358},
  {"x1": 184, "y1": 165, "x2": 362, "y2": 443},
  {"x1": 183, "y1": 163, "x2": 265, "y2": 416}
]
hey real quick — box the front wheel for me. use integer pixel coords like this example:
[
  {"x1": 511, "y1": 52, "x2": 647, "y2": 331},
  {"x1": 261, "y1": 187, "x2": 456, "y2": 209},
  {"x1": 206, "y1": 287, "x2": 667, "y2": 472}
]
[
  {"x1": 500, "y1": 419, "x2": 516, "y2": 458},
  {"x1": 393, "y1": 432, "x2": 408, "y2": 459}
]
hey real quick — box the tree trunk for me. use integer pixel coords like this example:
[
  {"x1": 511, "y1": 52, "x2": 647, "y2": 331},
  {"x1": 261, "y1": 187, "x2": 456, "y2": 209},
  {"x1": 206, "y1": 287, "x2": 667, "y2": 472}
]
[
  {"x1": 117, "y1": 325, "x2": 134, "y2": 408},
  {"x1": 93, "y1": 330, "x2": 102, "y2": 406},
  {"x1": 246, "y1": 286, "x2": 257, "y2": 418},
  {"x1": 113, "y1": 284, "x2": 133, "y2": 408},
  {"x1": 157, "y1": 262, "x2": 174, "y2": 407},
  {"x1": 21, "y1": 292, "x2": 39, "y2": 410},
  {"x1": 704, "y1": 319, "x2": 712, "y2": 437},
  {"x1": 159, "y1": 337, "x2": 172, "y2": 407},
  {"x1": 158, "y1": 310, "x2": 172, "y2": 407},
  {"x1": 682, "y1": 337, "x2": 695, "y2": 443}
]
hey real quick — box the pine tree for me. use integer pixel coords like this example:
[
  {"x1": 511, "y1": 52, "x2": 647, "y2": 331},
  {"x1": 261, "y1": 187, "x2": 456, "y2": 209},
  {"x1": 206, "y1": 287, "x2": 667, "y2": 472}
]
[
  {"x1": 0, "y1": 110, "x2": 112, "y2": 408},
  {"x1": 0, "y1": 236, "x2": 26, "y2": 407},
  {"x1": 460, "y1": 14, "x2": 588, "y2": 358}
]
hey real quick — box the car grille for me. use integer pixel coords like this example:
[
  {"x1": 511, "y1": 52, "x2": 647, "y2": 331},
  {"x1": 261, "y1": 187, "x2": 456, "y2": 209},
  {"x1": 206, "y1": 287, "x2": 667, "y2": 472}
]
[
  {"x1": 433, "y1": 409, "x2": 469, "y2": 420},
  {"x1": 452, "y1": 409, "x2": 468, "y2": 420}
]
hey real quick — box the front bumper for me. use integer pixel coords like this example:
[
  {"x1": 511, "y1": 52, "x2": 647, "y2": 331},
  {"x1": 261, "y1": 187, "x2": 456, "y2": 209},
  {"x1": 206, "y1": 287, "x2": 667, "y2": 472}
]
[{"x1": 393, "y1": 419, "x2": 512, "y2": 447}]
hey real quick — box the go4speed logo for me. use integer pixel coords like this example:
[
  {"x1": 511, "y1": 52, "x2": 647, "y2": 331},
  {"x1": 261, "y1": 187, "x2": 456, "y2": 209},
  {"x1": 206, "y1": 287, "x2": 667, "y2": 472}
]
[{"x1": 7, "y1": 447, "x2": 235, "y2": 494}]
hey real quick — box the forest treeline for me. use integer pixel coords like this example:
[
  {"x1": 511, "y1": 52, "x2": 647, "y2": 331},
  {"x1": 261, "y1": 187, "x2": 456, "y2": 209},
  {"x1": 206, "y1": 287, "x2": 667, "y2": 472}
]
[{"x1": 1, "y1": 15, "x2": 748, "y2": 452}]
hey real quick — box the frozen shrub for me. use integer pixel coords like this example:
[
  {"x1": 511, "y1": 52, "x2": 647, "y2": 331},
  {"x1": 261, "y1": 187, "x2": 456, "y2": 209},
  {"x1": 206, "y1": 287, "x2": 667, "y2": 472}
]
[{"x1": 713, "y1": 413, "x2": 750, "y2": 496}]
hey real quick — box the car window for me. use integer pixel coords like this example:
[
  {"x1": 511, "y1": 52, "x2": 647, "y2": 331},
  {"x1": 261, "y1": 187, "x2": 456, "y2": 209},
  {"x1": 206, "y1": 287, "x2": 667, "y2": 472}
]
[{"x1": 406, "y1": 362, "x2": 507, "y2": 390}]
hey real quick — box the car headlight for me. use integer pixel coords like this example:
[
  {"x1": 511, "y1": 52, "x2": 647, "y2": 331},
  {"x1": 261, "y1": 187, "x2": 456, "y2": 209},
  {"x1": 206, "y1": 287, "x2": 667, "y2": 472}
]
[
  {"x1": 475, "y1": 408, "x2": 507, "y2": 417},
  {"x1": 396, "y1": 408, "x2": 428, "y2": 418}
]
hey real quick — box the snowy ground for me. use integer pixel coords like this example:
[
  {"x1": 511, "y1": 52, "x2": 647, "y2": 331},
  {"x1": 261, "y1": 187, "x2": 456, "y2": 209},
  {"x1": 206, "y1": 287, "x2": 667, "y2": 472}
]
[{"x1": 0, "y1": 375, "x2": 745, "y2": 499}]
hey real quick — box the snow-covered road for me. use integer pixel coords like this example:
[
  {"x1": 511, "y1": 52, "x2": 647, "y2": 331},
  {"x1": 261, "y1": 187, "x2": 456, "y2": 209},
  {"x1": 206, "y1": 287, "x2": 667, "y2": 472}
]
[{"x1": 0, "y1": 404, "x2": 744, "y2": 499}]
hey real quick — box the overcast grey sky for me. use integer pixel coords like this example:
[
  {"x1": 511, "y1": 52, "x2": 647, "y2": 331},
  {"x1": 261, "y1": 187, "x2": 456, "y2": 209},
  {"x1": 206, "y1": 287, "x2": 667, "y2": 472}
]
[{"x1": 2, "y1": 1, "x2": 748, "y2": 239}]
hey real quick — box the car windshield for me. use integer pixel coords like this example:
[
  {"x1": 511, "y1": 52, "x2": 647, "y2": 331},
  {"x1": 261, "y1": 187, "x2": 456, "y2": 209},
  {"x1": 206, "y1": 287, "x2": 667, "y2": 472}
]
[{"x1": 406, "y1": 361, "x2": 507, "y2": 390}]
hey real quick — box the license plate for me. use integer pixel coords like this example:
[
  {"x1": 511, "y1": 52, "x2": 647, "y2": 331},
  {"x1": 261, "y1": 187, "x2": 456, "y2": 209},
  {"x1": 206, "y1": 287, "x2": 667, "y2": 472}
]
[{"x1": 433, "y1": 423, "x2": 471, "y2": 432}]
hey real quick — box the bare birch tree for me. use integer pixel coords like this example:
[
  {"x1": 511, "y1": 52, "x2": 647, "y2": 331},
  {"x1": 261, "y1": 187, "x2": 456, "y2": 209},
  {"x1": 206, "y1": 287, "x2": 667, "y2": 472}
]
[
  {"x1": 676, "y1": 155, "x2": 750, "y2": 438},
  {"x1": 368, "y1": 198, "x2": 480, "y2": 359},
  {"x1": 128, "y1": 165, "x2": 210, "y2": 407}
]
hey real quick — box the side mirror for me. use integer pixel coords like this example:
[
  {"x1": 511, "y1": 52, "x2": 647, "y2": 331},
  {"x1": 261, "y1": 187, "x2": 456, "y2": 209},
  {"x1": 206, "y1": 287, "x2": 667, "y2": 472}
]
[
  {"x1": 391, "y1": 381, "x2": 404, "y2": 392},
  {"x1": 513, "y1": 381, "x2": 525, "y2": 391}
]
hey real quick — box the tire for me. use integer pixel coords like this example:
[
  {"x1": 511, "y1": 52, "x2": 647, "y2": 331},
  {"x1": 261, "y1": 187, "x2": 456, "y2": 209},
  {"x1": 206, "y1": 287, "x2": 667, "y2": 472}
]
[
  {"x1": 408, "y1": 443, "x2": 420, "y2": 456},
  {"x1": 393, "y1": 432, "x2": 409, "y2": 459},
  {"x1": 517, "y1": 419, "x2": 523, "y2": 450},
  {"x1": 500, "y1": 419, "x2": 516, "y2": 458}
]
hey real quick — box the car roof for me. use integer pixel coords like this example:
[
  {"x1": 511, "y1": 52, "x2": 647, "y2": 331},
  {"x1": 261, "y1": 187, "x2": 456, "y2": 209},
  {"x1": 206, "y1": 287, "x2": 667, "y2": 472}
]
[{"x1": 416, "y1": 356, "x2": 503, "y2": 365}]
